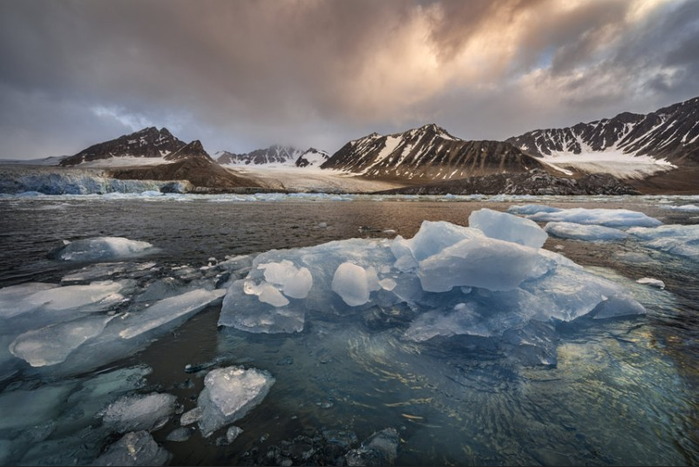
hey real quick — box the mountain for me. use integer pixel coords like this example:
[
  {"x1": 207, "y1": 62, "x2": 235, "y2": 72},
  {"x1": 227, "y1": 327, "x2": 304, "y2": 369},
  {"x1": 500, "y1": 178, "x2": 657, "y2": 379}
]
[
  {"x1": 163, "y1": 139, "x2": 212, "y2": 161},
  {"x1": 321, "y1": 124, "x2": 544, "y2": 181},
  {"x1": 216, "y1": 145, "x2": 303, "y2": 165},
  {"x1": 507, "y1": 96, "x2": 699, "y2": 168},
  {"x1": 60, "y1": 127, "x2": 186, "y2": 167},
  {"x1": 295, "y1": 148, "x2": 329, "y2": 168}
]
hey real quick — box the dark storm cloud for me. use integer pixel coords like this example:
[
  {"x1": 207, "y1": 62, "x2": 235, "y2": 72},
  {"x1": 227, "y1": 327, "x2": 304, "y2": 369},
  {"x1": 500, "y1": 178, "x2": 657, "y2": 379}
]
[{"x1": 0, "y1": 0, "x2": 697, "y2": 158}]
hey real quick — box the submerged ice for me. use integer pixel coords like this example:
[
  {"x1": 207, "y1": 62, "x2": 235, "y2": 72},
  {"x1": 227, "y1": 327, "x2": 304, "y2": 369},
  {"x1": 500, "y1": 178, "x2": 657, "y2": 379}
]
[{"x1": 220, "y1": 208, "x2": 646, "y2": 365}]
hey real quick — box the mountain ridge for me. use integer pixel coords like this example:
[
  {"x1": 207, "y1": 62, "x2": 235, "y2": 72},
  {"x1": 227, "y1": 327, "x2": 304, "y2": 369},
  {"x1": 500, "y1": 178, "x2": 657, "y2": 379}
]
[
  {"x1": 507, "y1": 96, "x2": 699, "y2": 165},
  {"x1": 321, "y1": 123, "x2": 544, "y2": 181},
  {"x1": 60, "y1": 127, "x2": 186, "y2": 167}
]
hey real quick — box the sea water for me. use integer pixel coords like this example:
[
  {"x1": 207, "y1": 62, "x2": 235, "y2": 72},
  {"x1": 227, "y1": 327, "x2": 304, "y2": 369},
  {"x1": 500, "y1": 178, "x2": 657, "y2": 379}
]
[{"x1": 0, "y1": 193, "x2": 698, "y2": 465}]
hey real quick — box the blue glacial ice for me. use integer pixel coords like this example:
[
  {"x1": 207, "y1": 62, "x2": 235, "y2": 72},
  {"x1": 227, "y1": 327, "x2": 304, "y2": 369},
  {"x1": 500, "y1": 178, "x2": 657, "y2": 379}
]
[
  {"x1": 48, "y1": 236, "x2": 157, "y2": 262},
  {"x1": 544, "y1": 222, "x2": 629, "y2": 241},
  {"x1": 219, "y1": 208, "x2": 646, "y2": 364},
  {"x1": 469, "y1": 208, "x2": 547, "y2": 248},
  {"x1": 197, "y1": 366, "x2": 275, "y2": 438}
]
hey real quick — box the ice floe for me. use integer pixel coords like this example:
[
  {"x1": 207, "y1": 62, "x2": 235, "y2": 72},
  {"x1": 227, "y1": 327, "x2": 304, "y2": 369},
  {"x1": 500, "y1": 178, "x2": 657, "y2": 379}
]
[
  {"x1": 636, "y1": 278, "x2": 666, "y2": 289},
  {"x1": 197, "y1": 366, "x2": 275, "y2": 438},
  {"x1": 101, "y1": 392, "x2": 177, "y2": 433},
  {"x1": 48, "y1": 236, "x2": 156, "y2": 262},
  {"x1": 515, "y1": 208, "x2": 662, "y2": 227},
  {"x1": 521, "y1": 207, "x2": 661, "y2": 228},
  {"x1": 544, "y1": 222, "x2": 629, "y2": 241},
  {"x1": 628, "y1": 224, "x2": 699, "y2": 261}
]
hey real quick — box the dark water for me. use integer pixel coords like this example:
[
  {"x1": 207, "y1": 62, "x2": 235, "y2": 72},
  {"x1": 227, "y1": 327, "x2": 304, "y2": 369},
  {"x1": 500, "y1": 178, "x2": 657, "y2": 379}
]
[{"x1": 1, "y1": 194, "x2": 698, "y2": 465}]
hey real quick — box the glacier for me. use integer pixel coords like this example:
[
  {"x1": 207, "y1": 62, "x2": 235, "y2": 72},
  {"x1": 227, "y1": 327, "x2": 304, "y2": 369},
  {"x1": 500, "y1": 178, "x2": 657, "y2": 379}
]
[{"x1": 0, "y1": 167, "x2": 183, "y2": 195}]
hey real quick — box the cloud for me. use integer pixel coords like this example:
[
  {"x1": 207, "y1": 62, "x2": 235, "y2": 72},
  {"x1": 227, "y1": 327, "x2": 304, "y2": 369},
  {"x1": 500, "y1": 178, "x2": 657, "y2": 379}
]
[{"x1": 0, "y1": 0, "x2": 697, "y2": 158}]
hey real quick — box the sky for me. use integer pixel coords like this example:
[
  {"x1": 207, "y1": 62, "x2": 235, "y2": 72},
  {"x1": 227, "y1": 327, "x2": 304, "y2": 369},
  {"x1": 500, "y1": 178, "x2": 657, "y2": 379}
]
[{"x1": 1, "y1": 0, "x2": 698, "y2": 159}]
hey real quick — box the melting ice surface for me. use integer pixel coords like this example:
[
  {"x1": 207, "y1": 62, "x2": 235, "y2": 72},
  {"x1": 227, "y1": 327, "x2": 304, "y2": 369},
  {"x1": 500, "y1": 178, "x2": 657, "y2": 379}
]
[{"x1": 220, "y1": 208, "x2": 645, "y2": 364}]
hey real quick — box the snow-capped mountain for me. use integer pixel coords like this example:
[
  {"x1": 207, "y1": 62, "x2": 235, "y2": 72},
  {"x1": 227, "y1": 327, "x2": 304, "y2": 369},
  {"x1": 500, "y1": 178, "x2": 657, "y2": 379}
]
[
  {"x1": 321, "y1": 124, "x2": 543, "y2": 181},
  {"x1": 507, "y1": 96, "x2": 699, "y2": 177},
  {"x1": 216, "y1": 145, "x2": 304, "y2": 166},
  {"x1": 60, "y1": 127, "x2": 186, "y2": 167},
  {"x1": 295, "y1": 148, "x2": 329, "y2": 168}
]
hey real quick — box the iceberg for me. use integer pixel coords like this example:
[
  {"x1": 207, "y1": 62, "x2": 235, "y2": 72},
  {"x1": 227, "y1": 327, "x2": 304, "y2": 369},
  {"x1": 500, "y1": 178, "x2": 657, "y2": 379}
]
[
  {"x1": 544, "y1": 222, "x2": 628, "y2": 241},
  {"x1": 523, "y1": 207, "x2": 661, "y2": 228},
  {"x1": 219, "y1": 209, "x2": 645, "y2": 365},
  {"x1": 48, "y1": 237, "x2": 156, "y2": 262},
  {"x1": 197, "y1": 366, "x2": 275, "y2": 438}
]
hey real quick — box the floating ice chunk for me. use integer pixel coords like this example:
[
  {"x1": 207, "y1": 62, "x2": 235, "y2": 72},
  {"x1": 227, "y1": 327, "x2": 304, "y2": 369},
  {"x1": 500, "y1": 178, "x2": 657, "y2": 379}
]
[
  {"x1": 92, "y1": 431, "x2": 170, "y2": 466},
  {"x1": 180, "y1": 407, "x2": 203, "y2": 426},
  {"x1": 10, "y1": 314, "x2": 116, "y2": 367},
  {"x1": 101, "y1": 393, "x2": 176, "y2": 433},
  {"x1": 418, "y1": 237, "x2": 547, "y2": 292},
  {"x1": 118, "y1": 289, "x2": 226, "y2": 339},
  {"x1": 226, "y1": 426, "x2": 243, "y2": 443},
  {"x1": 0, "y1": 283, "x2": 57, "y2": 318},
  {"x1": 166, "y1": 427, "x2": 193, "y2": 442},
  {"x1": 628, "y1": 224, "x2": 699, "y2": 260},
  {"x1": 48, "y1": 237, "x2": 155, "y2": 262},
  {"x1": 507, "y1": 204, "x2": 562, "y2": 215},
  {"x1": 636, "y1": 277, "x2": 665, "y2": 289},
  {"x1": 332, "y1": 262, "x2": 370, "y2": 306},
  {"x1": 197, "y1": 366, "x2": 275, "y2": 438},
  {"x1": 664, "y1": 204, "x2": 699, "y2": 212},
  {"x1": 469, "y1": 208, "x2": 548, "y2": 248},
  {"x1": 379, "y1": 278, "x2": 397, "y2": 291},
  {"x1": 544, "y1": 222, "x2": 628, "y2": 241},
  {"x1": 526, "y1": 208, "x2": 661, "y2": 228},
  {"x1": 1, "y1": 280, "x2": 126, "y2": 321}
]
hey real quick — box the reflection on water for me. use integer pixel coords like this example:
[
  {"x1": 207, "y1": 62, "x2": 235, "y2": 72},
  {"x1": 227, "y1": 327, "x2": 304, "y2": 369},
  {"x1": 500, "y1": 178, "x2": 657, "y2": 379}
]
[{"x1": 0, "y1": 195, "x2": 698, "y2": 465}]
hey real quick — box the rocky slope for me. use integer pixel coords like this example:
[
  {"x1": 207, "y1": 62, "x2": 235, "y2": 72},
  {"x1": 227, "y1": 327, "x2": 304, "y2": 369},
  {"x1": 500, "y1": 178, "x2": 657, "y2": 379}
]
[
  {"x1": 378, "y1": 169, "x2": 640, "y2": 196},
  {"x1": 507, "y1": 96, "x2": 699, "y2": 166},
  {"x1": 295, "y1": 148, "x2": 329, "y2": 168},
  {"x1": 321, "y1": 124, "x2": 544, "y2": 181},
  {"x1": 60, "y1": 127, "x2": 186, "y2": 166},
  {"x1": 107, "y1": 156, "x2": 263, "y2": 191},
  {"x1": 216, "y1": 145, "x2": 303, "y2": 165}
]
